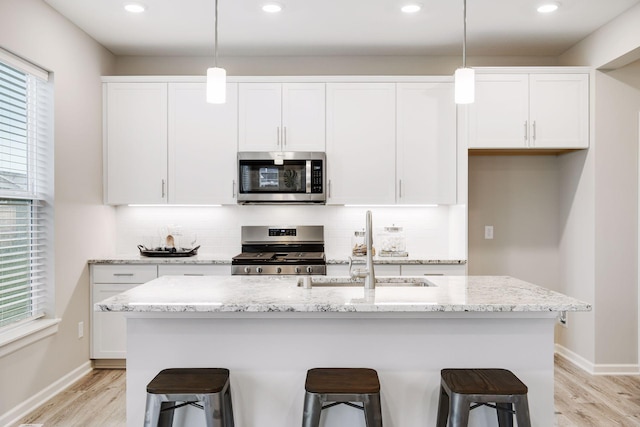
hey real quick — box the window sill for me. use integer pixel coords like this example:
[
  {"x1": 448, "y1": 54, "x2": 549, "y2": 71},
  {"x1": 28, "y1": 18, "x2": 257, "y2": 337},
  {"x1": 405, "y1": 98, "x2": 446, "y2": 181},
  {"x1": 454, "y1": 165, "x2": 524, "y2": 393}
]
[{"x1": 0, "y1": 318, "x2": 61, "y2": 358}]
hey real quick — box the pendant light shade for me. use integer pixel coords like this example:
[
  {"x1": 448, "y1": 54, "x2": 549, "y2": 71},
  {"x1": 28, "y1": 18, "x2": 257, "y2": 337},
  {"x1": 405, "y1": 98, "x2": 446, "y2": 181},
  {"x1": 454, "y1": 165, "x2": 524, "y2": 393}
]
[
  {"x1": 206, "y1": 0, "x2": 226, "y2": 104},
  {"x1": 454, "y1": 67, "x2": 475, "y2": 104},
  {"x1": 207, "y1": 67, "x2": 226, "y2": 103},
  {"x1": 454, "y1": 0, "x2": 474, "y2": 104}
]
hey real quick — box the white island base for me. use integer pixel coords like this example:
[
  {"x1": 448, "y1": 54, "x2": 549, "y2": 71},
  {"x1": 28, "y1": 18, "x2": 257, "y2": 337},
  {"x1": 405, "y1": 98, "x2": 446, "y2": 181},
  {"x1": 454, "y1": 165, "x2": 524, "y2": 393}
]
[{"x1": 126, "y1": 312, "x2": 556, "y2": 427}]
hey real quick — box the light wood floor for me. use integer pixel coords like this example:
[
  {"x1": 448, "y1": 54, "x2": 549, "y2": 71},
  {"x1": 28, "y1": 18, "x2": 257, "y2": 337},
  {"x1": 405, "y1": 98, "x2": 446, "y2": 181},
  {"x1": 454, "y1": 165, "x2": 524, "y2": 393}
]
[{"x1": 15, "y1": 356, "x2": 640, "y2": 426}]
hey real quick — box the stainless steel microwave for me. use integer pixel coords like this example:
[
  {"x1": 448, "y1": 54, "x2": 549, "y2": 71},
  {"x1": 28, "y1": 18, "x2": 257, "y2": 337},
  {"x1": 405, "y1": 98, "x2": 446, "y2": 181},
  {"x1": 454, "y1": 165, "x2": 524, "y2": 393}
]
[{"x1": 237, "y1": 152, "x2": 326, "y2": 204}]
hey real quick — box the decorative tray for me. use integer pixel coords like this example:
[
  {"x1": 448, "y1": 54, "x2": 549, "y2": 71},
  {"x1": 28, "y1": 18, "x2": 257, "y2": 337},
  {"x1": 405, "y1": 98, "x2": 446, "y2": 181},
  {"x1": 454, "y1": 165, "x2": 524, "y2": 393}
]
[{"x1": 137, "y1": 245, "x2": 200, "y2": 257}]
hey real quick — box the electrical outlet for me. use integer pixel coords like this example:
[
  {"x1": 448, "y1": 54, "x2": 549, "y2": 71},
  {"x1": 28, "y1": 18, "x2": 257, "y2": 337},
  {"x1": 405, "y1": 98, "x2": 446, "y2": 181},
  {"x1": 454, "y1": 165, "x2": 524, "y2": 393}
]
[
  {"x1": 558, "y1": 311, "x2": 568, "y2": 328},
  {"x1": 78, "y1": 321, "x2": 84, "y2": 338},
  {"x1": 484, "y1": 225, "x2": 494, "y2": 240}
]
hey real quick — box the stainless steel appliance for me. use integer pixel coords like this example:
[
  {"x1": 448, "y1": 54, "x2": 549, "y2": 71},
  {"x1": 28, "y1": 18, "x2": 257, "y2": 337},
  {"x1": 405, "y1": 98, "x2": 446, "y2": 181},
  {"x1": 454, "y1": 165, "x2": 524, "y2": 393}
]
[
  {"x1": 237, "y1": 152, "x2": 325, "y2": 204},
  {"x1": 231, "y1": 225, "x2": 326, "y2": 275}
]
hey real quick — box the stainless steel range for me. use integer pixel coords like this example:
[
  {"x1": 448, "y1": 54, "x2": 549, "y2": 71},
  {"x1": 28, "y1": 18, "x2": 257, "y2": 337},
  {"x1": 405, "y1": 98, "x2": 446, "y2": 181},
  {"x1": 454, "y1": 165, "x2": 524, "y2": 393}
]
[{"x1": 231, "y1": 226, "x2": 326, "y2": 275}]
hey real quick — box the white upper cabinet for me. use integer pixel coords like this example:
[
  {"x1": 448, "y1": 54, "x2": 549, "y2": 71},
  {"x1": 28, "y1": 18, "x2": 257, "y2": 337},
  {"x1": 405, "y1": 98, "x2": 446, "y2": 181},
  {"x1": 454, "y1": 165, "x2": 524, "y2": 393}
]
[
  {"x1": 168, "y1": 82, "x2": 238, "y2": 204},
  {"x1": 105, "y1": 82, "x2": 168, "y2": 204},
  {"x1": 528, "y1": 74, "x2": 589, "y2": 149},
  {"x1": 326, "y1": 83, "x2": 396, "y2": 205},
  {"x1": 468, "y1": 73, "x2": 589, "y2": 149},
  {"x1": 396, "y1": 83, "x2": 457, "y2": 205},
  {"x1": 468, "y1": 75, "x2": 529, "y2": 149},
  {"x1": 239, "y1": 82, "x2": 325, "y2": 152},
  {"x1": 104, "y1": 81, "x2": 239, "y2": 205}
]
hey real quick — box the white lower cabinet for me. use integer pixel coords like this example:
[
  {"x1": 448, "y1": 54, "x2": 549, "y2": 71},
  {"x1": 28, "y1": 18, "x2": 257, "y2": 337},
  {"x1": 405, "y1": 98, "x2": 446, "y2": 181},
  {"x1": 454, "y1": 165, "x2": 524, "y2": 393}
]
[
  {"x1": 91, "y1": 263, "x2": 230, "y2": 360},
  {"x1": 326, "y1": 263, "x2": 467, "y2": 276},
  {"x1": 157, "y1": 264, "x2": 231, "y2": 276},
  {"x1": 326, "y1": 264, "x2": 401, "y2": 276},
  {"x1": 90, "y1": 265, "x2": 158, "y2": 360},
  {"x1": 400, "y1": 264, "x2": 466, "y2": 276}
]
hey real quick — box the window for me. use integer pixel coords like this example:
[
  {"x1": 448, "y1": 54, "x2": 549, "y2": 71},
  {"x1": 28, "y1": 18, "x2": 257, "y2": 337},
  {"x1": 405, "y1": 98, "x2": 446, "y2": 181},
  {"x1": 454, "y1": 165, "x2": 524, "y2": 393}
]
[{"x1": 0, "y1": 50, "x2": 52, "y2": 330}]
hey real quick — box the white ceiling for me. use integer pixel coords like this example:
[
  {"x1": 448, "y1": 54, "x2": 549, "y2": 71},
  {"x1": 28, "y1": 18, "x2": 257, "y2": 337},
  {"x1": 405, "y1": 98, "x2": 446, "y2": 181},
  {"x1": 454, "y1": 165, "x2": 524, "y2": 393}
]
[{"x1": 44, "y1": 0, "x2": 640, "y2": 57}]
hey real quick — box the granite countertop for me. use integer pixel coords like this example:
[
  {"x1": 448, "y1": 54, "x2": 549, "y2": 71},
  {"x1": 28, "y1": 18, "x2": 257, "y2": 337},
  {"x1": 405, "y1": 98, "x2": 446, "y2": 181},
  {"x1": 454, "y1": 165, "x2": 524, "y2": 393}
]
[
  {"x1": 88, "y1": 255, "x2": 466, "y2": 265},
  {"x1": 95, "y1": 275, "x2": 591, "y2": 314},
  {"x1": 88, "y1": 254, "x2": 232, "y2": 265},
  {"x1": 328, "y1": 257, "x2": 467, "y2": 265}
]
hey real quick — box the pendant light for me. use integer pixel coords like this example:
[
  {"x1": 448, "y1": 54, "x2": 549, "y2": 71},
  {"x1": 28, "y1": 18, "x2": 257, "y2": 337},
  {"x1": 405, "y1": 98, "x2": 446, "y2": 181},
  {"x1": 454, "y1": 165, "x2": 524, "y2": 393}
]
[
  {"x1": 206, "y1": 0, "x2": 226, "y2": 103},
  {"x1": 454, "y1": 0, "x2": 474, "y2": 104}
]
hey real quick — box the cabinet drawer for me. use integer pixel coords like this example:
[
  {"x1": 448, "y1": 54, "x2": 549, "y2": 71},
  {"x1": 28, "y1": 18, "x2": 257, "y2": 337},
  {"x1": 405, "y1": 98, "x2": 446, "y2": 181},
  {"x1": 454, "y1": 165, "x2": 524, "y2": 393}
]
[
  {"x1": 401, "y1": 264, "x2": 466, "y2": 276},
  {"x1": 92, "y1": 265, "x2": 158, "y2": 283},
  {"x1": 158, "y1": 264, "x2": 231, "y2": 276}
]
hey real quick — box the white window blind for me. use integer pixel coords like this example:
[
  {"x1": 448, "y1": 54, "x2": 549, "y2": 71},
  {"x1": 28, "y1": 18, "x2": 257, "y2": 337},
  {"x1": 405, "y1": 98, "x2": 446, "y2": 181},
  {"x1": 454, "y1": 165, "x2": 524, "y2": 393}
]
[{"x1": 0, "y1": 54, "x2": 52, "y2": 329}]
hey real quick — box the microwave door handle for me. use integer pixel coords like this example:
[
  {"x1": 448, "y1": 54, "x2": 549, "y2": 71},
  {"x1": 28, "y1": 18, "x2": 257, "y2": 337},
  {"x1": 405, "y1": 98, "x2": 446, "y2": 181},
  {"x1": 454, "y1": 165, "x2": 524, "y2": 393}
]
[{"x1": 306, "y1": 160, "x2": 312, "y2": 193}]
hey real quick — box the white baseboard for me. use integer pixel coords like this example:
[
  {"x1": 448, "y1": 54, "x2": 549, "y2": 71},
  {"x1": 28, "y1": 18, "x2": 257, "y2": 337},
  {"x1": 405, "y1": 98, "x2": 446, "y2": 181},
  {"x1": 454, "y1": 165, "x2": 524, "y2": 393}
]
[
  {"x1": 1, "y1": 361, "x2": 92, "y2": 427},
  {"x1": 555, "y1": 344, "x2": 640, "y2": 375}
]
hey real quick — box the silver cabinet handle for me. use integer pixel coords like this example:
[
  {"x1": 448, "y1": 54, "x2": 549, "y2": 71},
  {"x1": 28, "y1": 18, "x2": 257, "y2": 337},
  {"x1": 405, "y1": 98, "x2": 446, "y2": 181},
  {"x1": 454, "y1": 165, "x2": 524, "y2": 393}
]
[
  {"x1": 399, "y1": 179, "x2": 403, "y2": 198},
  {"x1": 524, "y1": 121, "x2": 528, "y2": 146},
  {"x1": 232, "y1": 180, "x2": 236, "y2": 198},
  {"x1": 113, "y1": 273, "x2": 134, "y2": 277},
  {"x1": 283, "y1": 126, "x2": 287, "y2": 147},
  {"x1": 161, "y1": 179, "x2": 166, "y2": 198},
  {"x1": 328, "y1": 179, "x2": 331, "y2": 198},
  {"x1": 533, "y1": 121, "x2": 537, "y2": 144}
]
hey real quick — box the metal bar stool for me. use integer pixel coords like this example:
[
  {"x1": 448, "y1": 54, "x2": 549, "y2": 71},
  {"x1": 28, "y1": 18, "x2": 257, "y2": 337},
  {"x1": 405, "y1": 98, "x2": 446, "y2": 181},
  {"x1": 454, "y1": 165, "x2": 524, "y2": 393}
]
[
  {"x1": 302, "y1": 367, "x2": 383, "y2": 427},
  {"x1": 144, "y1": 368, "x2": 234, "y2": 427},
  {"x1": 436, "y1": 368, "x2": 531, "y2": 427}
]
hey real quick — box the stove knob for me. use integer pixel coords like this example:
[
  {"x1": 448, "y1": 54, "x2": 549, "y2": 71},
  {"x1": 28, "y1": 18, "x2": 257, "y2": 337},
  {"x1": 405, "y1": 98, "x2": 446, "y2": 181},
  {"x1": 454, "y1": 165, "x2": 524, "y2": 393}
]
[
  {"x1": 276, "y1": 267, "x2": 282, "y2": 274},
  {"x1": 256, "y1": 267, "x2": 263, "y2": 274},
  {"x1": 294, "y1": 267, "x2": 301, "y2": 274},
  {"x1": 244, "y1": 267, "x2": 251, "y2": 274},
  {"x1": 306, "y1": 266, "x2": 313, "y2": 274}
]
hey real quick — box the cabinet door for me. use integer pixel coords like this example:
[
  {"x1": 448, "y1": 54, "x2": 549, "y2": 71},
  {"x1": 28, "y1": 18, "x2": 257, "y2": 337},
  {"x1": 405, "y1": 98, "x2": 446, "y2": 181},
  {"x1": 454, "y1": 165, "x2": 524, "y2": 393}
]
[
  {"x1": 400, "y1": 264, "x2": 466, "y2": 276},
  {"x1": 238, "y1": 83, "x2": 282, "y2": 151},
  {"x1": 281, "y1": 83, "x2": 326, "y2": 151},
  {"x1": 158, "y1": 264, "x2": 231, "y2": 276},
  {"x1": 106, "y1": 83, "x2": 168, "y2": 204},
  {"x1": 529, "y1": 74, "x2": 589, "y2": 149},
  {"x1": 468, "y1": 75, "x2": 529, "y2": 148},
  {"x1": 92, "y1": 283, "x2": 138, "y2": 359},
  {"x1": 397, "y1": 83, "x2": 457, "y2": 205},
  {"x1": 326, "y1": 83, "x2": 396, "y2": 205},
  {"x1": 168, "y1": 83, "x2": 238, "y2": 204}
]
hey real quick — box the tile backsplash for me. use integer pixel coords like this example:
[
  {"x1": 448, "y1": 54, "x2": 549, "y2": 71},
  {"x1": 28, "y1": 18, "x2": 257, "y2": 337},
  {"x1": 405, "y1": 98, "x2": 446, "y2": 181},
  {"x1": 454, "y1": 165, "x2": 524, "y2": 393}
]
[{"x1": 116, "y1": 205, "x2": 466, "y2": 260}]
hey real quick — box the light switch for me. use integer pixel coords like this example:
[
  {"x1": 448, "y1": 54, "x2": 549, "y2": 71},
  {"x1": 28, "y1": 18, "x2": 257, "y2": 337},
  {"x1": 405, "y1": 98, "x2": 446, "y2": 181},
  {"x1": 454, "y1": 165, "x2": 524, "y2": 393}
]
[{"x1": 484, "y1": 226, "x2": 494, "y2": 240}]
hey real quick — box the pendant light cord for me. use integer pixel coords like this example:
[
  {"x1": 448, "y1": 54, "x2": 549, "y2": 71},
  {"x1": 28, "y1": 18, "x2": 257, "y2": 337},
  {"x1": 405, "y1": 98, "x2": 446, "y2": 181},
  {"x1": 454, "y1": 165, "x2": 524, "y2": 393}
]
[
  {"x1": 214, "y1": 0, "x2": 219, "y2": 68},
  {"x1": 462, "y1": 0, "x2": 467, "y2": 68}
]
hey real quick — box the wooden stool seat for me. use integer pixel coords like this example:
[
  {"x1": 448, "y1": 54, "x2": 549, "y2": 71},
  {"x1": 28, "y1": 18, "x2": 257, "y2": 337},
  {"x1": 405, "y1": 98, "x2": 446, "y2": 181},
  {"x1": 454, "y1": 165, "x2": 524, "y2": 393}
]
[
  {"x1": 305, "y1": 368, "x2": 381, "y2": 394},
  {"x1": 436, "y1": 368, "x2": 531, "y2": 427},
  {"x1": 144, "y1": 368, "x2": 234, "y2": 427},
  {"x1": 302, "y1": 368, "x2": 383, "y2": 427},
  {"x1": 441, "y1": 369, "x2": 528, "y2": 395},
  {"x1": 147, "y1": 368, "x2": 230, "y2": 394}
]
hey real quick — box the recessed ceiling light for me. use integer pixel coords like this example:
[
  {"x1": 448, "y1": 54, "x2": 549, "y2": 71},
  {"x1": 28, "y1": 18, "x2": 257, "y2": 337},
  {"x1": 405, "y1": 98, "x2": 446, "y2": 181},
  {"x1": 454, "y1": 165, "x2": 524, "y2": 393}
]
[
  {"x1": 124, "y1": 2, "x2": 146, "y2": 13},
  {"x1": 401, "y1": 4, "x2": 422, "y2": 13},
  {"x1": 537, "y1": 2, "x2": 560, "y2": 13},
  {"x1": 262, "y1": 3, "x2": 283, "y2": 13}
]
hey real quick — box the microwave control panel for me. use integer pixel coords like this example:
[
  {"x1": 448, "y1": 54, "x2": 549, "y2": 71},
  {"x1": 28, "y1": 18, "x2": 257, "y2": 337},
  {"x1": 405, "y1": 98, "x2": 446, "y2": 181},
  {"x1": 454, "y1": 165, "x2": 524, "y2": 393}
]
[{"x1": 311, "y1": 160, "x2": 323, "y2": 193}]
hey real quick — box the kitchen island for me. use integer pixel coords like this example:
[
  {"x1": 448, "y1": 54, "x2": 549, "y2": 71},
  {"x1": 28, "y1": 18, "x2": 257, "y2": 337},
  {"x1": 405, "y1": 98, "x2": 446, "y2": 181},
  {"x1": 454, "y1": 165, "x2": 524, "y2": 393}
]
[{"x1": 96, "y1": 275, "x2": 590, "y2": 427}]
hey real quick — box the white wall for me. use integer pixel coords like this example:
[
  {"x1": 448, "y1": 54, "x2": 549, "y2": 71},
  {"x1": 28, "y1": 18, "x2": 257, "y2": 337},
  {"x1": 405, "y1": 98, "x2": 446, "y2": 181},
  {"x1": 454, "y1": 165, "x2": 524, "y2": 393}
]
[
  {"x1": 114, "y1": 55, "x2": 558, "y2": 76},
  {"x1": 0, "y1": 0, "x2": 116, "y2": 421},
  {"x1": 592, "y1": 69, "x2": 640, "y2": 365},
  {"x1": 115, "y1": 205, "x2": 466, "y2": 260},
  {"x1": 467, "y1": 156, "x2": 561, "y2": 291},
  {"x1": 559, "y1": 2, "x2": 640, "y2": 69}
]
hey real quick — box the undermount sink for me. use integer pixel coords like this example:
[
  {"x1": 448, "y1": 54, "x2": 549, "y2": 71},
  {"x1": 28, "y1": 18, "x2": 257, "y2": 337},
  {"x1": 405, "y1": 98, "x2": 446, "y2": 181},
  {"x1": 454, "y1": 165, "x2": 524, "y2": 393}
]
[{"x1": 297, "y1": 276, "x2": 436, "y2": 288}]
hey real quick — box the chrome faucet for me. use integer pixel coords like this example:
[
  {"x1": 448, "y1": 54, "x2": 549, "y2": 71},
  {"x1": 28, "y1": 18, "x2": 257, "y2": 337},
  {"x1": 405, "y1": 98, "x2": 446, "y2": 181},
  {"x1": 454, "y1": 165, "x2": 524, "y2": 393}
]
[{"x1": 349, "y1": 210, "x2": 375, "y2": 290}]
